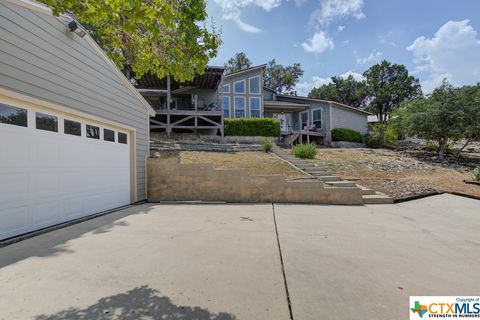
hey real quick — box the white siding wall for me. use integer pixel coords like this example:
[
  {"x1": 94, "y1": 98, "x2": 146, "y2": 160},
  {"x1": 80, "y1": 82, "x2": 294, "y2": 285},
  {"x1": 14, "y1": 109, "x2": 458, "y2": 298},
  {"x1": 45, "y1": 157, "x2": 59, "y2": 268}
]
[
  {"x1": 0, "y1": 1, "x2": 150, "y2": 199},
  {"x1": 330, "y1": 105, "x2": 368, "y2": 134}
]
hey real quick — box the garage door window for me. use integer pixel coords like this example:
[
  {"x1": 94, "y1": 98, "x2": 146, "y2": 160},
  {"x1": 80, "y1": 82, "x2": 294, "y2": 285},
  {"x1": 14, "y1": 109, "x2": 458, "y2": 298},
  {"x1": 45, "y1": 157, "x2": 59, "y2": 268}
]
[
  {"x1": 118, "y1": 132, "x2": 127, "y2": 144},
  {"x1": 36, "y1": 112, "x2": 58, "y2": 132},
  {"x1": 64, "y1": 119, "x2": 81, "y2": 136},
  {"x1": 86, "y1": 124, "x2": 100, "y2": 139},
  {"x1": 0, "y1": 103, "x2": 27, "y2": 127},
  {"x1": 104, "y1": 129, "x2": 115, "y2": 142}
]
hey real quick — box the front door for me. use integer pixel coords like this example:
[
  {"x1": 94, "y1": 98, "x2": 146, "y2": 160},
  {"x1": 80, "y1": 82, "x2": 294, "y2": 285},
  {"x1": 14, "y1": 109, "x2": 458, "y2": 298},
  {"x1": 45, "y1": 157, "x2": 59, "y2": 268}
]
[{"x1": 273, "y1": 113, "x2": 291, "y2": 133}]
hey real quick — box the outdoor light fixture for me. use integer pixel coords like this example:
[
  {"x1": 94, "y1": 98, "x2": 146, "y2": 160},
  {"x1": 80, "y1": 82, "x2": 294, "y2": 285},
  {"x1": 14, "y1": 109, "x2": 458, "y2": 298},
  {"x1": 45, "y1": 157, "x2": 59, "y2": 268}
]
[{"x1": 67, "y1": 20, "x2": 87, "y2": 38}]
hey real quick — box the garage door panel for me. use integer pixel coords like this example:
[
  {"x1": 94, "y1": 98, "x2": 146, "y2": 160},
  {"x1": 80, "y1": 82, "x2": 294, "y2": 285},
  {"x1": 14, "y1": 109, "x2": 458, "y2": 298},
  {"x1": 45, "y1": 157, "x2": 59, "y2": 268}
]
[{"x1": 0, "y1": 105, "x2": 132, "y2": 241}]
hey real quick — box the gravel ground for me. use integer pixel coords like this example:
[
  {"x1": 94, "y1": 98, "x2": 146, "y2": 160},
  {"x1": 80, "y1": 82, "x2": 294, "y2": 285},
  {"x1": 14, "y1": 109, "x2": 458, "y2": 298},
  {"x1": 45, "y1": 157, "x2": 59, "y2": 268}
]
[{"x1": 316, "y1": 148, "x2": 479, "y2": 199}]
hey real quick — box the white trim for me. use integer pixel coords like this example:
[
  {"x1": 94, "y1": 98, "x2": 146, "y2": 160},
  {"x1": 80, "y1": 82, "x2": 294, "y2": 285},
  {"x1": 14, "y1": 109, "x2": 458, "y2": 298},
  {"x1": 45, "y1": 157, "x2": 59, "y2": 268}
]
[
  {"x1": 299, "y1": 110, "x2": 309, "y2": 130},
  {"x1": 249, "y1": 96, "x2": 261, "y2": 117},
  {"x1": 248, "y1": 75, "x2": 261, "y2": 95},
  {"x1": 233, "y1": 80, "x2": 246, "y2": 94},
  {"x1": 222, "y1": 83, "x2": 230, "y2": 94},
  {"x1": 311, "y1": 107, "x2": 322, "y2": 129},
  {"x1": 233, "y1": 96, "x2": 246, "y2": 118},
  {"x1": 222, "y1": 96, "x2": 230, "y2": 118},
  {"x1": 5, "y1": 0, "x2": 155, "y2": 117}
]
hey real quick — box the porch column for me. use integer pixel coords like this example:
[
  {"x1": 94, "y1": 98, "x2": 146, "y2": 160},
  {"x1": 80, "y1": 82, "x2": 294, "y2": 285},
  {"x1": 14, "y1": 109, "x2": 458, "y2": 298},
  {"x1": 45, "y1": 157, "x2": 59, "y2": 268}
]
[{"x1": 166, "y1": 75, "x2": 171, "y2": 138}]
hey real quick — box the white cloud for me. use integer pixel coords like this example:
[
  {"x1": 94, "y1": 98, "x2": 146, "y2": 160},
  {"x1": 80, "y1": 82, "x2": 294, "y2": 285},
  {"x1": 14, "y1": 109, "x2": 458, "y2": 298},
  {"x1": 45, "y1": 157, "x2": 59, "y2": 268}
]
[
  {"x1": 338, "y1": 25, "x2": 345, "y2": 32},
  {"x1": 295, "y1": 70, "x2": 364, "y2": 96},
  {"x1": 301, "y1": 31, "x2": 335, "y2": 53},
  {"x1": 310, "y1": 0, "x2": 365, "y2": 27},
  {"x1": 356, "y1": 49, "x2": 383, "y2": 65},
  {"x1": 213, "y1": 0, "x2": 281, "y2": 33},
  {"x1": 407, "y1": 19, "x2": 480, "y2": 93}
]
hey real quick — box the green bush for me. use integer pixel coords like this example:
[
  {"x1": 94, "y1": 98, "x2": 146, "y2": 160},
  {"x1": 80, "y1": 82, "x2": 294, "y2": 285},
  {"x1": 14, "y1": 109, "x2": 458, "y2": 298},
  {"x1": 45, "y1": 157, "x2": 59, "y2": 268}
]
[
  {"x1": 224, "y1": 118, "x2": 280, "y2": 137},
  {"x1": 262, "y1": 138, "x2": 273, "y2": 152},
  {"x1": 331, "y1": 128, "x2": 363, "y2": 143},
  {"x1": 365, "y1": 124, "x2": 398, "y2": 147},
  {"x1": 474, "y1": 167, "x2": 480, "y2": 181},
  {"x1": 292, "y1": 143, "x2": 317, "y2": 159}
]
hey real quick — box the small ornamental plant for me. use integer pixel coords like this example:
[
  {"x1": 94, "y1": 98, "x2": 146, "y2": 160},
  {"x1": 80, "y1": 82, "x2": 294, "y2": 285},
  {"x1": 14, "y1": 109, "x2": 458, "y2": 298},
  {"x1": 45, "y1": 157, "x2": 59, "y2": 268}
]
[{"x1": 292, "y1": 143, "x2": 317, "y2": 159}]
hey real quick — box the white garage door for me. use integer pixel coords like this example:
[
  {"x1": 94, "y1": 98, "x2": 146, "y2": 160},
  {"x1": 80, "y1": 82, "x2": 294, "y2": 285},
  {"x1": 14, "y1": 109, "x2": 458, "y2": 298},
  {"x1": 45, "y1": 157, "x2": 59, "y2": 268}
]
[{"x1": 0, "y1": 102, "x2": 132, "y2": 240}]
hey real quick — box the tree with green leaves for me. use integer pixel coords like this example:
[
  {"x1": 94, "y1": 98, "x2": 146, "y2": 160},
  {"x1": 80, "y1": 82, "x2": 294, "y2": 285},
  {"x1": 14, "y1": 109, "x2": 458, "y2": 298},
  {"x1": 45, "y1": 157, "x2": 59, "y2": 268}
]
[
  {"x1": 456, "y1": 84, "x2": 480, "y2": 154},
  {"x1": 224, "y1": 52, "x2": 252, "y2": 74},
  {"x1": 402, "y1": 80, "x2": 466, "y2": 159},
  {"x1": 40, "y1": 0, "x2": 221, "y2": 82},
  {"x1": 363, "y1": 60, "x2": 422, "y2": 125},
  {"x1": 308, "y1": 75, "x2": 367, "y2": 108},
  {"x1": 264, "y1": 59, "x2": 304, "y2": 94}
]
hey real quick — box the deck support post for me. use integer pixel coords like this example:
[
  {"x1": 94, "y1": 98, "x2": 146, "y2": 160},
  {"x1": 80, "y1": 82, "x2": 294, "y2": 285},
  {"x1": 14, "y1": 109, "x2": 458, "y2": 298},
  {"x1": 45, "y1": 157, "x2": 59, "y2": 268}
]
[{"x1": 166, "y1": 75, "x2": 171, "y2": 138}]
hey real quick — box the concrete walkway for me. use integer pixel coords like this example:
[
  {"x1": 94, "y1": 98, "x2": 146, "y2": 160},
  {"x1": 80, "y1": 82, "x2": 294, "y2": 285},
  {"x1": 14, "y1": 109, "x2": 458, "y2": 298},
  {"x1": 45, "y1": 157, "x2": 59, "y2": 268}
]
[{"x1": 0, "y1": 194, "x2": 479, "y2": 320}]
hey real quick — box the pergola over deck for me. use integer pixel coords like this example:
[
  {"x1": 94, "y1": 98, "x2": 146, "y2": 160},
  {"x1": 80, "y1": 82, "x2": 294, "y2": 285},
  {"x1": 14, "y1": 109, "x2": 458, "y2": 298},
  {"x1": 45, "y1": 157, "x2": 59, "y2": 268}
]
[{"x1": 133, "y1": 66, "x2": 225, "y2": 137}]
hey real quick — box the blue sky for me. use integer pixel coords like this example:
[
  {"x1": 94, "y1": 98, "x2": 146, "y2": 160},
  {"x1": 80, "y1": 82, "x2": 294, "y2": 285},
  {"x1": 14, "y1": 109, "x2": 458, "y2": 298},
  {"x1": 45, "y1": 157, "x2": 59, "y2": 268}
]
[{"x1": 207, "y1": 0, "x2": 480, "y2": 95}]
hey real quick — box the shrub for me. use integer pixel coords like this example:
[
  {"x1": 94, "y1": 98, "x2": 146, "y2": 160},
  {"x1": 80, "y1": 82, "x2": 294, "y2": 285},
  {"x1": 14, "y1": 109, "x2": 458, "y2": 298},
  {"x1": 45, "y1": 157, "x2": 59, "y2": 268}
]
[
  {"x1": 331, "y1": 128, "x2": 363, "y2": 143},
  {"x1": 365, "y1": 124, "x2": 398, "y2": 147},
  {"x1": 224, "y1": 118, "x2": 280, "y2": 137},
  {"x1": 292, "y1": 143, "x2": 317, "y2": 159},
  {"x1": 262, "y1": 138, "x2": 273, "y2": 152},
  {"x1": 474, "y1": 167, "x2": 480, "y2": 181}
]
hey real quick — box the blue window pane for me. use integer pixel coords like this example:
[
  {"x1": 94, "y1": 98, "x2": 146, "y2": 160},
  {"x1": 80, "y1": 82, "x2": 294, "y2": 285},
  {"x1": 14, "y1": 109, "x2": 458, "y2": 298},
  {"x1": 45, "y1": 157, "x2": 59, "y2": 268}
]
[
  {"x1": 250, "y1": 110, "x2": 261, "y2": 117},
  {"x1": 222, "y1": 97, "x2": 230, "y2": 118},
  {"x1": 249, "y1": 77, "x2": 260, "y2": 94},
  {"x1": 223, "y1": 84, "x2": 230, "y2": 93},
  {"x1": 234, "y1": 81, "x2": 245, "y2": 93},
  {"x1": 234, "y1": 97, "x2": 245, "y2": 118}
]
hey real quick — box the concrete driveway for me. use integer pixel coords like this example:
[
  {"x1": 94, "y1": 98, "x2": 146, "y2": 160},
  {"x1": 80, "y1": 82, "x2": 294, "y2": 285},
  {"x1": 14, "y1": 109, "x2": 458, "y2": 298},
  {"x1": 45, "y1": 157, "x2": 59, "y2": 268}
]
[{"x1": 0, "y1": 194, "x2": 479, "y2": 320}]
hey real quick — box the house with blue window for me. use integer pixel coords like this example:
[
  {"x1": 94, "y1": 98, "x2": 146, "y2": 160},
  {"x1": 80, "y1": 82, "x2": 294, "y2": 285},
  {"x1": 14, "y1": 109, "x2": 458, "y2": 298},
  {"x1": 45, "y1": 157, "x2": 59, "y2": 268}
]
[
  {"x1": 136, "y1": 63, "x2": 370, "y2": 144},
  {"x1": 220, "y1": 65, "x2": 265, "y2": 119}
]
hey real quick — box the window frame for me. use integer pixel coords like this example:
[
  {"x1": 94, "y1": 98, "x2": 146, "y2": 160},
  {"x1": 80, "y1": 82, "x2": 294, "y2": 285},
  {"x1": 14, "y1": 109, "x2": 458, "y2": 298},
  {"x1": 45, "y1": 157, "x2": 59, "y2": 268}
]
[
  {"x1": 299, "y1": 110, "x2": 309, "y2": 130},
  {"x1": 311, "y1": 108, "x2": 322, "y2": 130},
  {"x1": 248, "y1": 75, "x2": 261, "y2": 95},
  {"x1": 35, "y1": 112, "x2": 58, "y2": 132},
  {"x1": 86, "y1": 124, "x2": 100, "y2": 139},
  {"x1": 0, "y1": 103, "x2": 28, "y2": 128},
  {"x1": 222, "y1": 84, "x2": 230, "y2": 94},
  {"x1": 104, "y1": 128, "x2": 115, "y2": 142},
  {"x1": 118, "y1": 132, "x2": 128, "y2": 144},
  {"x1": 64, "y1": 119, "x2": 82, "y2": 136},
  {"x1": 233, "y1": 80, "x2": 246, "y2": 94},
  {"x1": 222, "y1": 96, "x2": 230, "y2": 118},
  {"x1": 234, "y1": 96, "x2": 246, "y2": 118},
  {"x1": 249, "y1": 97, "x2": 261, "y2": 117}
]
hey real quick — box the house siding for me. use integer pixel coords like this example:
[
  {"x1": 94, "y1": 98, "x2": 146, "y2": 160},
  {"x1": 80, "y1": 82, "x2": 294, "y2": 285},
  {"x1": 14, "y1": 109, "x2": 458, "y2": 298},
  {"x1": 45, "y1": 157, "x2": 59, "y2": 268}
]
[
  {"x1": 0, "y1": 1, "x2": 150, "y2": 200},
  {"x1": 330, "y1": 104, "x2": 368, "y2": 134},
  {"x1": 277, "y1": 96, "x2": 332, "y2": 134}
]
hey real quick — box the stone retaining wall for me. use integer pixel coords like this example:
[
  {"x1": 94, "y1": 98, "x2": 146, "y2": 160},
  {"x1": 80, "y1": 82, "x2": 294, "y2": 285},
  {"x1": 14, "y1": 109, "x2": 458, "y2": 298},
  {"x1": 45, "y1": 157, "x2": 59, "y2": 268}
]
[{"x1": 147, "y1": 157, "x2": 364, "y2": 204}]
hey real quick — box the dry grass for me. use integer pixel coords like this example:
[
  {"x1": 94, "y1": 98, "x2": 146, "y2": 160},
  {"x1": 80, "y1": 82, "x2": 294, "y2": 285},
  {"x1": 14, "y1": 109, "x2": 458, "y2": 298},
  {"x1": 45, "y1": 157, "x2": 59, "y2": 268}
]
[
  {"x1": 180, "y1": 151, "x2": 307, "y2": 179},
  {"x1": 316, "y1": 148, "x2": 480, "y2": 198}
]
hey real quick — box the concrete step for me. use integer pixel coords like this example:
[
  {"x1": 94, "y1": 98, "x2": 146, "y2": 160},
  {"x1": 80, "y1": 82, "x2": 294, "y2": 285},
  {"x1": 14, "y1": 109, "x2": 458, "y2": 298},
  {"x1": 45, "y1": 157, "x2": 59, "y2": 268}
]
[
  {"x1": 325, "y1": 180, "x2": 357, "y2": 187},
  {"x1": 307, "y1": 171, "x2": 332, "y2": 176},
  {"x1": 316, "y1": 176, "x2": 342, "y2": 182},
  {"x1": 357, "y1": 185, "x2": 376, "y2": 195},
  {"x1": 298, "y1": 165, "x2": 327, "y2": 170},
  {"x1": 363, "y1": 192, "x2": 393, "y2": 204}
]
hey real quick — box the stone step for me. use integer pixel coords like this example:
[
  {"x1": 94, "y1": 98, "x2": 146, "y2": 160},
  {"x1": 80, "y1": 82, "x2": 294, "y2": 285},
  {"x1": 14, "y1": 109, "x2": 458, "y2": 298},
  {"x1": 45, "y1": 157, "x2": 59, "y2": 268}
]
[
  {"x1": 298, "y1": 165, "x2": 327, "y2": 170},
  {"x1": 316, "y1": 176, "x2": 342, "y2": 182},
  {"x1": 362, "y1": 192, "x2": 393, "y2": 204},
  {"x1": 357, "y1": 185, "x2": 376, "y2": 195},
  {"x1": 306, "y1": 171, "x2": 332, "y2": 176},
  {"x1": 325, "y1": 180, "x2": 357, "y2": 187}
]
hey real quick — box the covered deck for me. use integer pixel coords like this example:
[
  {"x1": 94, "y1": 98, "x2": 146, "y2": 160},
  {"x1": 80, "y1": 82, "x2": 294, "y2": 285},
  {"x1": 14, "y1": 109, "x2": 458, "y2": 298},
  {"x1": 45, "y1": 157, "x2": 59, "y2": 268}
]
[{"x1": 135, "y1": 67, "x2": 225, "y2": 136}]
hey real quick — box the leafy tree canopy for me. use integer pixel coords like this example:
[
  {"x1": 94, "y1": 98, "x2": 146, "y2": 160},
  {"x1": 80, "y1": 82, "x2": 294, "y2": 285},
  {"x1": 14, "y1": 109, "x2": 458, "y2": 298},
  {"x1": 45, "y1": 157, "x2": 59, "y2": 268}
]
[
  {"x1": 308, "y1": 75, "x2": 367, "y2": 109},
  {"x1": 264, "y1": 59, "x2": 304, "y2": 94},
  {"x1": 363, "y1": 60, "x2": 422, "y2": 124},
  {"x1": 224, "y1": 52, "x2": 252, "y2": 74},
  {"x1": 40, "y1": 0, "x2": 221, "y2": 82}
]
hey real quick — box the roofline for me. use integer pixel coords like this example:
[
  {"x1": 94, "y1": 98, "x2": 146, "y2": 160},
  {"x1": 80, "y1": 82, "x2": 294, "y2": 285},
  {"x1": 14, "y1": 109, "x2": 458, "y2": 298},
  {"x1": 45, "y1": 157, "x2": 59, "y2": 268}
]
[
  {"x1": 263, "y1": 86, "x2": 276, "y2": 93},
  {"x1": 7, "y1": 0, "x2": 156, "y2": 117},
  {"x1": 224, "y1": 64, "x2": 267, "y2": 79},
  {"x1": 277, "y1": 94, "x2": 372, "y2": 115}
]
